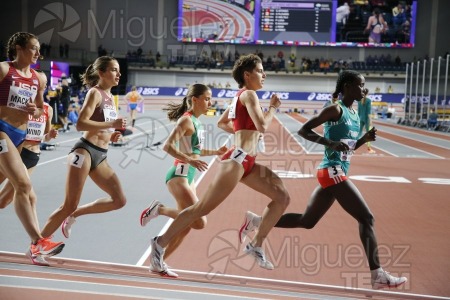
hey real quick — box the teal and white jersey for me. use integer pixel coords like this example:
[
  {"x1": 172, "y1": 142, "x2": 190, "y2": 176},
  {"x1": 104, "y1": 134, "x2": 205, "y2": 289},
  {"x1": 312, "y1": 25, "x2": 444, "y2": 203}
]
[
  {"x1": 178, "y1": 111, "x2": 205, "y2": 155},
  {"x1": 318, "y1": 101, "x2": 360, "y2": 175},
  {"x1": 357, "y1": 97, "x2": 372, "y2": 123}
]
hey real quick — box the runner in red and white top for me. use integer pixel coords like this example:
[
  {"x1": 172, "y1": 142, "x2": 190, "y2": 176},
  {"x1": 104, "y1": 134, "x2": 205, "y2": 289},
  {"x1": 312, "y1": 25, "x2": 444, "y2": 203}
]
[{"x1": 0, "y1": 32, "x2": 64, "y2": 266}]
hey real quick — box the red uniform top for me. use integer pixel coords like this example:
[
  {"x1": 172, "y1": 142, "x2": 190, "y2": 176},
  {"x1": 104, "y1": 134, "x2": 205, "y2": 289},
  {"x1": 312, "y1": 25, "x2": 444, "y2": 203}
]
[
  {"x1": 229, "y1": 89, "x2": 257, "y2": 132},
  {"x1": 25, "y1": 102, "x2": 49, "y2": 142},
  {"x1": 0, "y1": 62, "x2": 40, "y2": 110},
  {"x1": 89, "y1": 86, "x2": 118, "y2": 132}
]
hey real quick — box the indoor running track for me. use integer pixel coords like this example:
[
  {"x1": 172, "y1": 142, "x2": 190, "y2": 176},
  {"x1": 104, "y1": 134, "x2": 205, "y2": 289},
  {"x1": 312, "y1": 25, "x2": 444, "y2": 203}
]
[{"x1": 1, "y1": 110, "x2": 449, "y2": 300}]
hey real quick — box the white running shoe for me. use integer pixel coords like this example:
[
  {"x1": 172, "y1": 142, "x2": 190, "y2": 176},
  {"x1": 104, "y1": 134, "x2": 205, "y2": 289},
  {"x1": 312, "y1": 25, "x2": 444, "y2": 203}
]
[
  {"x1": 149, "y1": 237, "x2": 166, "y2": 272},
  {"x1": 61, "y1": 216, "x2": 76, "y2": 238},
  {"x1": 26, "y1": 249, "x2": 49, "y2": 266},
  {"x1": 244, "y1": 243, "x2": 274, "y2": 270},
  {"x1": 239, "y1": 211, "x2": 261, "y2": 243},
  {"x1": 140, "y1": 200, "x2": 161, "y2": 227},
  {"x1": 149, "y1": 262, "x2": 178, "y2": 278},
  {"x1": 372, "y1": 269, "x2": 408, "y2": 289}
]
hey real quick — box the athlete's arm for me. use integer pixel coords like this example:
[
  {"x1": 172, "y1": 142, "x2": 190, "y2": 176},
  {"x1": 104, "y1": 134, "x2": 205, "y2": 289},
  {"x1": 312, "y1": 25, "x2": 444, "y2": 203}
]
[
  {"x1": 242, "y1": 90, "x2": 279, "y2": 133},
  {"x1": 27, "y1": 71, "x2": 47, "y2": 119},
  {"x1": 163, "y1": 116, "x2": 209, "y2": 171},
  {"x1": 43, "y1": 105, "x2": 58, "y2": 142},
  {"x1": 217, "y1": 107, "x2": 234, "y2": 133},
  {"x1": 298, "y1": 104, "x2": 350, "y2": 151}
]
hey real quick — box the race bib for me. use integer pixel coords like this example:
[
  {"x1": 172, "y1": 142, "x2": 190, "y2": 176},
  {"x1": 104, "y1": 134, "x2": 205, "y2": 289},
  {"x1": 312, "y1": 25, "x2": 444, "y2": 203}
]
[
  {"x1": 228, "y1": 96, "x2": 238, "y2": 119},
  {"x1": 7, "y1": 86, "x2": 37, "y2": 111},
  {"x1": 0, "y1": 139, "x2": 9, "y2": 154},
  {"x1": 197, "y1": 129, "x2": 205, "y2": 150},
  {"x1": 327, "y1": 165, "x2": 345, "y2": 178},
  {"x1": 103, "y1": 107, "x2": 118, "y2": 132},
  {"x1": 340, "y1": 138, "x2": 356, "y2": 162},
  {"x1": 69, "y1": 152, "x2": 85, "y2": 168},
  {"x1": 257, "y1": 135, "x2": 266, "y2": 153},
  {"x1": 230, "y1": 147, "x2": 247, "y2": 164},
  {"x1": 26, "y1": 120, "x2": 46, "y2": 141},
  {"x1": 175, "y1": 162, "x2": 189, "y2": 176}
]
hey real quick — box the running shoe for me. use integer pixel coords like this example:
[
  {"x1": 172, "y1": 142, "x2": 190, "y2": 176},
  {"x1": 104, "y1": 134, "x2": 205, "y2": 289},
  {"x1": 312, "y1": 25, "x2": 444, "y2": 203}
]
[
  {"x1": 239, "y1": 211, "x2": 261, "y2": 243},
  {"x1": 367, "y1": 148, "x2": 376, "y2": 154},
  {"x1": 140, "y1": 200, "x2": 161, "y2": 227},
  {"x1": 61, "y1": 216, "x2": 76, "y2": 238},
  {"x1": 244, "y1": 243, "x2": 274, "y2": 270},
  {"x1": 372, "y1": 270, "x2": 408, "y2": 289},
  {"x1": 26, "y1": 249, "x2": 49, "y2": 266},
  {"x1": 30, "y1": 236, "x2": 64, "y2": 257},
  {"x1": 149, "y1": 262, "x2": 178, "y2": 278},
  {"x1": 149, "y1": 236, "x2": 166, "y2": 272}
]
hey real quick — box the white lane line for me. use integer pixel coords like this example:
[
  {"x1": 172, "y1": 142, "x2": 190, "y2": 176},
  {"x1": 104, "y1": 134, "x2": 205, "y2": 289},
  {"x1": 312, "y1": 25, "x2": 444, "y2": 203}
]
[
  {"x1": 377, "y1": 136, "x2": 444, "y2": 159},
  {"x1": 277, "y1": 114, "x2": 321, "y2": 155}
]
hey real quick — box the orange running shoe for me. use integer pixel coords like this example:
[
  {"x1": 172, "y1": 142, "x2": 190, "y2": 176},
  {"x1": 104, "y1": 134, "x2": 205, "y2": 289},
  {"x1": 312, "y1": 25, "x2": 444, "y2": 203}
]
[{"x1": 30, "y1": 236, "x2": 65, "y2": 257}]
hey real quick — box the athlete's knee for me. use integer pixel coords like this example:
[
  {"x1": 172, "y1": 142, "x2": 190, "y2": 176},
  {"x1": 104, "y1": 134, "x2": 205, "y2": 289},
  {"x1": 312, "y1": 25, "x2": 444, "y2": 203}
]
[
  {"x1": 191, "y1": 216, "x2": 207, "y2": 230},
  {"x1": 112, "y1": 195, "x2": 127, "y2": 210},
  {"x1": 0, "y1": 199, "x2": 12, "y2": 209},
  {"x1": 13, "y1": 180, "x2": 32, "y2": 197},
  {"x1": 274, "y1": 185, "x2": 290, "y2": 208},
  {"x1": 302, "y1": 219, "x2": 318, "y2": 230},
  {"x1": 360, "y1": 212, "x2": 375, "y2": 227}
]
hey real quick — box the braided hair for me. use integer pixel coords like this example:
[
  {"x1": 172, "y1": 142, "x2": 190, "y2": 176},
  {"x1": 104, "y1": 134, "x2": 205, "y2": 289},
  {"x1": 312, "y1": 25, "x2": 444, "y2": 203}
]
[
  {"x1": 332, "y1": 70, "x2": 361, "y2": 99},
  {"x1": 163, "y1": 83, "x2": 210, "y2": 121},
  {"x1": 6, "y1": 32, "x2": 38, "y2": 61}
]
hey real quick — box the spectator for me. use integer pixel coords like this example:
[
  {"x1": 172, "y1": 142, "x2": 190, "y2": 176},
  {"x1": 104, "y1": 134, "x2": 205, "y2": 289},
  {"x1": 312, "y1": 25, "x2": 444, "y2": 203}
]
[
  {"x1": 392, "y1": 3, "x2": 408, "y2": 31},
  {"x1": 427, "y1": 109, "x2": 439, "y2": 130},
  {"x1": 336, "y1": 2, "x2": 350, "y2": 25}
]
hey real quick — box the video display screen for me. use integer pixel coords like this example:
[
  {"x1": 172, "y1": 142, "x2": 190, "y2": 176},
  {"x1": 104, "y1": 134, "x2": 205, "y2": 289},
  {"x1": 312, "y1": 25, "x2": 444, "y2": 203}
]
[
  {"x1": 50, "y1": 61, "x2": 69, "y2": 88},
  {"x1": 178, "y1": 0, "x2": 417, "y2": 48}
]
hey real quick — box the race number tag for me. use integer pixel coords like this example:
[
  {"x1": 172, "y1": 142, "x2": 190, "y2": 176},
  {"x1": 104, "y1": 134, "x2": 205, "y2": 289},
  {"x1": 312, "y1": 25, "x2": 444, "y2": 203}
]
[
  {"x1": 257, "y1": 134, "x2": 266, "y2": 153},
  {"x1": 175, "y1": 162, "x2": 189, "y2": 176},
  {"x1": 26, "y1": 120, "x2": 46, "y2": 141},
  {"x1": 69, "y1": 152, "x2": 85, "y2": 168},
  {"x1": 231, "y1": 147, "x2": 247, "y2": 164},
  {"x1": 0, "y1": 139, "x2": 9, "y2": 154},
  {"x1": 7, "y1": 86, "x2": 37, "y2": 111},
  {"x1": 103, "y1": 107, "x2": 118, "y2": 132},
  {"x1": 228, "y1": 96, "x2": 238, "y2": 119},
  {"x1": 197, "y1": 129, "x2": 205, "y2": 150},
  {"x1": 327, "y1": 165, "x2": 344, "y2": 178},
  {"x1": 340, "y1": 138, "x2": 356, "y2": 162}
]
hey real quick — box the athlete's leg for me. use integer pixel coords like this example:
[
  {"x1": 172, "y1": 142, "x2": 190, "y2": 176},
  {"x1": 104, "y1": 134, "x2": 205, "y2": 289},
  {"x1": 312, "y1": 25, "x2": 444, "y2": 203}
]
[
  {"x1": 0, "y1": 134, "x2": 40, "y2": 242},
  {"x1": 157, "y1": 159, "x2": 244, "y2": 248},
  {"x1": 274, "y1": 185, "x2": 335, "y2": 228},
  {"x1": 41, "y1": 149, "x2": 91, "y2": 237},
  {"x1": 240, "y1": 164, "x2": 289, "y2": 248},
  {"x1": 164, "y1": 178, "x2": 206, "y2": 258},
  {"x1": 328, "y1": 180, "x2": 379, "y2": 270},
  {"x1": 72, "y1": 160, "x2": 127, "y2": 217}
]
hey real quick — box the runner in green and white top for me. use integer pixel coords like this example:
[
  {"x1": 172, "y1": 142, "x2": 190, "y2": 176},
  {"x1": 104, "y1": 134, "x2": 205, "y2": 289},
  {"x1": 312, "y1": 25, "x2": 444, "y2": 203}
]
[{"x1": 139, "y1": 83, "x2": 227, "y2": 278}]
